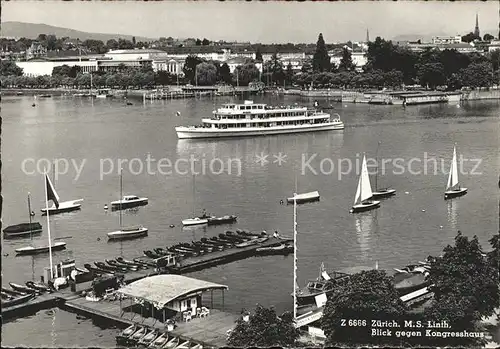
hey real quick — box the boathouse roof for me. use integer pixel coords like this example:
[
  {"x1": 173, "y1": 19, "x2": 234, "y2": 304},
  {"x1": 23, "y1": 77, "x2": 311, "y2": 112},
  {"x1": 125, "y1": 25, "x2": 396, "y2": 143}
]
[{"x1": 117, "y1": 275, "x2": 228, "y2": 307}]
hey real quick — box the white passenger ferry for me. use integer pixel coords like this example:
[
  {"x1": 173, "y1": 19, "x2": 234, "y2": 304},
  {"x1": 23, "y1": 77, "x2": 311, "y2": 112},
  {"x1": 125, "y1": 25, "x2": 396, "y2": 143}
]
[{"x1": 175, "y1": 100, "x2": 344, "y2": 139}]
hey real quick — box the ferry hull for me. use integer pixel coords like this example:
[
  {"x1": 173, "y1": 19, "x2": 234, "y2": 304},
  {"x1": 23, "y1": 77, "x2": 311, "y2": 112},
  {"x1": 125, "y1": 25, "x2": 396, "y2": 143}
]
[{"x1": 176, "y1": 123, "x2": 344, "y2": 139}]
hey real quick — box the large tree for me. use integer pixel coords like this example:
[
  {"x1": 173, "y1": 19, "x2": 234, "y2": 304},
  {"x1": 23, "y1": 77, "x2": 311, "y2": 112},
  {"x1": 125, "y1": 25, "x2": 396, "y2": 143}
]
[
  {"x1": 461, "y1": 32, "x2": 480, "y2": 43},
  {"x1": 422, "y1": 231, "x2": 499, "y2": 347},
  {"x1": 227, "y1": 305, "x2": 299, "y2": 347},
  {"x1": 254, "y1": 47, "x2": 263, "y2": 62},
  {"x1": 106, "y1": 39, "x2": 119, "y2": 50},
  {"x1": 233, "y1": 63, "x2": 260, "y2": 86},
  {"x1": 460, "y1": 62, "x2": 495, "y2": 88},
  {"x1": 264, "y1": 52, "x2": 285, "y2": 86},
  {"x1": 182, "y1": 55, "x2": 204, "y2": 85},
  {"x1": 0, "y1": 60, "x2": 23, "y2": 76},
  {"x1": 219, "y1": 63, "x2": 232, "y2": 84},
  {"x1": 195, "y1": 62, "x2": 217, "y2": 86},
  {"x1": 321, "y1": 269, "x2": 407, "y2": 346},
  {"x1": 417, "y1": 62, "x2": 446, "y2": 89},
  {"x1": 338, "y1": 47, "x2": 356, "y2": 71},
  {"x1": 312, "y1": 33, "x2": 331, "y2": 72}
]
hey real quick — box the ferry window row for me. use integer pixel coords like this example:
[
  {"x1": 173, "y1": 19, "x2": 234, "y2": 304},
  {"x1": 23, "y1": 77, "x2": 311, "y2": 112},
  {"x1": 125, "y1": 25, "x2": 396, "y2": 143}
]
[{"x1": 214, "y1": 112, "x2": 308, "y2": 120}]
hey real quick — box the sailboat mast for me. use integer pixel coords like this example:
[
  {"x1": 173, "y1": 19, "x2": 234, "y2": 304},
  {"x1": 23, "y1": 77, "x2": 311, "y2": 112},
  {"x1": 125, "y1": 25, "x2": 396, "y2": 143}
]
[
  {"x1": 192, "y1": 174, "x2": 196, "y2": 216},
  {"x1": 119, "y1": 168, "x2": 123, "y2": 228},
  {"x1": 44, "y1": 173, "x2": 54, "y2": 280},
  {"x1": 28, "y1": 193, "x2": 32, "y2": 240},
  {"x1": 28, "y1": 193, "x2": 34, "y2": 280},
  {"x1": 293, "y1": 173, "x2": 298, "y2": 321},
  {"x1": 375, "y1": 142, "x2": 381, "y2": 191},
  {"x1": 293, "y1": 192, "x2": 297, "y2": 320}
]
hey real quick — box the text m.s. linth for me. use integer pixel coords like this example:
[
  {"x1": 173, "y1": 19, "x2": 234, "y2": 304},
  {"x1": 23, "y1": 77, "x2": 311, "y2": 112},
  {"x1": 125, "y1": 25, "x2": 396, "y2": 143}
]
[{"x1": 403, "y1": 320, "x2": 450, "y2": 328}]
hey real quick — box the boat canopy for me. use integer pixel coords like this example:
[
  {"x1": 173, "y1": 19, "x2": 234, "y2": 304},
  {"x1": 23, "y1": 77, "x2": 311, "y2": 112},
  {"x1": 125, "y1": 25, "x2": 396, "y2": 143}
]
[{"x1": 117, "y1": 275, "x2": 228, "y2": 308}]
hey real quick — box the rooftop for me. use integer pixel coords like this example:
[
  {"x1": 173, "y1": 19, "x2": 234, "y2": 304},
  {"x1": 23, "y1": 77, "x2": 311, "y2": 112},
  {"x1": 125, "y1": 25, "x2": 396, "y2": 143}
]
[
  {"x1": 107, "y1": 49, "x2": 166, "y2": 54},
  {"x1": 117, "y1": 275, "x2": 228, "y2": 308}
]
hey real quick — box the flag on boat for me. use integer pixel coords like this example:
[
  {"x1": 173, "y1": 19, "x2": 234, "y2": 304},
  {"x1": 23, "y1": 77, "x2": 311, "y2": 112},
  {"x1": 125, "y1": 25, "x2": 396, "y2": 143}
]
[{"x1": 46, "y1": 174, "x2": 60, "y2": 208}]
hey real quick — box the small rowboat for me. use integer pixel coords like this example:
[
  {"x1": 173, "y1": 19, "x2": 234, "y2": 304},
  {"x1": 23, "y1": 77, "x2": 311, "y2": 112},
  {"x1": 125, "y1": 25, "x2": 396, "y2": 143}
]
[
  {"x1": 107, "y1": 226, "x2": 148, "y2": 240},
  {"x1": 1, "y1": 293, "x2": 35, "y2": 308},
  {"x1": 149, "y1": 332, "x2": 169, "y2": 348},
  {"x1": 9, "y1": 282, "x2": 38, "y2": 294},
  {"x1": 15, "y1": 241, "x2": 67, "y2": 255},
  {"x1": 235, "y1": 236, "x2": 269, "y2": 248},
  {"x1": 26, "y1": 281, "x2": 52, "y2": 293},
  {"x1": 3, "y1": 222, "x2": 42, "y2": 238}
]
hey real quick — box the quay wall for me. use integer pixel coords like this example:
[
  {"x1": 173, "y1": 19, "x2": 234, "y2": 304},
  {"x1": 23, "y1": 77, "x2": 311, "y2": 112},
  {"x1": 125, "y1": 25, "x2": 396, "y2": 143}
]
[{"x1": 462, "y1": 88, "x2": 500, "y2": 100}]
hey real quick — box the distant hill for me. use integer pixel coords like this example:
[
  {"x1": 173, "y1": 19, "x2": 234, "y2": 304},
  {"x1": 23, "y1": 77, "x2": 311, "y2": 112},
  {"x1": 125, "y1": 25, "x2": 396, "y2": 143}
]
[{"x1": 0, "y1": 21, "x2": 156, "y2": 42}]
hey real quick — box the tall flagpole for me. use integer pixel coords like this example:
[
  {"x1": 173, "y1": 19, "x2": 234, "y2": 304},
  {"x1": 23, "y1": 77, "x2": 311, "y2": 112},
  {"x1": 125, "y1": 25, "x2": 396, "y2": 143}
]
[
  {"x1": 293, "y1": 173, "x2": 298, "y2": 320},
  {"x1": 44, "y1": 171, "x2": 54, "y2": 279}
]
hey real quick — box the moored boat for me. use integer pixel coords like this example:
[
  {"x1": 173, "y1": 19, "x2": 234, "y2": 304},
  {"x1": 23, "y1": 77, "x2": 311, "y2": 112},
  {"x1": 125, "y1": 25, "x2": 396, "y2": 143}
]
[
  {"x1": 9, "y1": 282, "x2": 39, "y2": 294},
  {"x1": 206, "y1": 214, "x2": 237, "y2": 225},
  {"x1": 150, "y1": 332, "x2": 169, "y2": 348},
  {"x1": 295, "y1": 264, "x2": 374, "y2": 305},
  {"x1": 1, "y1": 293, "x2": 35, "y2": 308},
  {"x1": 371, "y1": 141, "x2": 396, "y2": 199},
  {"x1": 393, "y1": 271, "x2": 430, "y2": 296},
  {"x1": 107, "y1": 226, "x2": 148, "y2": 240},
  {"x1": 15, "y1": 241, "x2": 67, "y2": 255},
  {"x1": 256, "y1": 243, "x2": 293, "y2": 255},
  {"x1": 286, "y1": 191, "x2": 320, "y2": 204},
  {"x1": 235, "y1": 236, "x2": 268, "y2": 248},
  {"x1": 26, "y1": 281, "x2": 52, "y2": 293},
  {"x1": 182, "y1": 217, "x2": 208, "y2": 226},
  {"x1": 3, "y1": 222, "x2": 42, "y2": 238},
  {"x1": 41, "y1": 199, "x2": 83, "y2": 215},
  {"x1": 444, "y1": 145, "x2": 467, "y2": 200},
  {"x1": 116, "y1": 324, "x2": 136, "y2": 344},
  {"x1": 350, "y1": 154, "x2": 380, "y2": 213},
  {"x1": 108, "y1": 170, "x2": 149, "y2": 241},
  {"x1": 2, "y1": 287, "x2": 25, "y2": 297},
  {"x1": 110, "y1": 195, "x2": 148, "y2": 210}
]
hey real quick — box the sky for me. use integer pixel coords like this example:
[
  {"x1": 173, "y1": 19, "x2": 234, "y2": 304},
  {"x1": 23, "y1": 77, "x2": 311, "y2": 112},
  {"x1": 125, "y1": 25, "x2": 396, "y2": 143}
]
[{"x1": 2, "y1": 1, "x2": 500, "y2": 43}]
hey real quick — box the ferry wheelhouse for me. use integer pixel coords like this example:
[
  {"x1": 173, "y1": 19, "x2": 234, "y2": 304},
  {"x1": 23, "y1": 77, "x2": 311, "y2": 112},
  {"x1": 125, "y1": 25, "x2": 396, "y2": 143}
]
[{"x1": 175, "y1": 100, "x2": 344, "y2": 139}]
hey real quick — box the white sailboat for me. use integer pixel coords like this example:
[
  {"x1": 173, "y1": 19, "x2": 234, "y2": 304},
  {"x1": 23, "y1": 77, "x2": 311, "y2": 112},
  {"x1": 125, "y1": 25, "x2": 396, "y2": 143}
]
[
  {"x1": 40, "y1": 166, "x2": 82, "y2": 215},
  {"x1": 107, "y1": 169, "x2": 148, "y2": 240},
  {"x1": 350, "y1": 154, "x2": 380, "y2": 213},
  {"x1": 444, "y1": 145, "x2": 467, "y2": 200},
  {"x1": 17, "y1": 179, "x2": 67, "y2": 258},
  {"x1": 371, "y1": 141, "x2": 396, "y2": 199},
  {"x1": 182, "y1": 174, "x2": 208, "y2": 226}
]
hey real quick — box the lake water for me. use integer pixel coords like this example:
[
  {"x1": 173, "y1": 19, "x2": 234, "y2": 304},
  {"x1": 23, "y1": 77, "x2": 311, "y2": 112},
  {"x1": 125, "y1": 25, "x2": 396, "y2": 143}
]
[{"x1": 2, "y1": 94, "x2": 499, "y2": 346}]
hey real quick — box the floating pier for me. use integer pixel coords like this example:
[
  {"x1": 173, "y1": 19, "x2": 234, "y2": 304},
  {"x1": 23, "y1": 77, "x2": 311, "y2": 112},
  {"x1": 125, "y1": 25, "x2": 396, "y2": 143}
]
[{"x1": 167, "y1": 236, "x2": 292, "y2": 273}]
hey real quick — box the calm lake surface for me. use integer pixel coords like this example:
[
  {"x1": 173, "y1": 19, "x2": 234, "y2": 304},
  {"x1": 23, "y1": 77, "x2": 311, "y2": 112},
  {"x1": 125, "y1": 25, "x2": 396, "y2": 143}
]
[{"x1": 2, "y1": 94, "x2": 499, "y2": 346}]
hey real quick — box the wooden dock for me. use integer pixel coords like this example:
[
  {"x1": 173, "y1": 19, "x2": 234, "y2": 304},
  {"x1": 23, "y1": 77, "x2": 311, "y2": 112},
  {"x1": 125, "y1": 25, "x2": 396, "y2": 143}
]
[
  {"x1": 63, "y1": 296, "x2": 237, "y2": 347},
  {"x1": 170, "y1": 237, "x2": 292, "y2": 273}
]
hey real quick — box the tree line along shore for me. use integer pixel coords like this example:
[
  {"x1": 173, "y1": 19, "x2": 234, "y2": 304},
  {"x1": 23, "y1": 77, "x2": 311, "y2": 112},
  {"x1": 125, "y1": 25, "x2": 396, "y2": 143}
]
[{"x1": 1, "y1": 35, "x2": 500, "y2": 91}]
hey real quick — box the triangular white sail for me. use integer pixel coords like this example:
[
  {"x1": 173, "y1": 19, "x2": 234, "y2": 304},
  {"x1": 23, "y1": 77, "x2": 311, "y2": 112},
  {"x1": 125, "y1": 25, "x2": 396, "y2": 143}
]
[
  {"x1": 354, "y1": 155, "x2": 373, "y2": 205},
  {"x1": 446, "y1": 146, "x2": 459, "y2": 190}
]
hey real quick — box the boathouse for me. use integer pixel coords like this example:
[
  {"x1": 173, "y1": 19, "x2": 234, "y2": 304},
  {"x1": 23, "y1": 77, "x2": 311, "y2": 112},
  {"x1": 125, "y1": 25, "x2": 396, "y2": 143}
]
[{"x1": 116, "y1": 275, "x2": 228, "y2": 324}]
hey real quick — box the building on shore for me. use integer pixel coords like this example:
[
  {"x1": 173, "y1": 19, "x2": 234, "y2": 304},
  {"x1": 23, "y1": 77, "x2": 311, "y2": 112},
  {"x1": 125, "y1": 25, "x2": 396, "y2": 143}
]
[
  {"x1": 489, "y1": 40, "x2": 500, "y2": 52},
  {"x1": 329, "y1": 46, "x2": 367, "y2": 71},
  {"x1": 432, "y1": 36, "x2": 463, "y2": 45}
]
